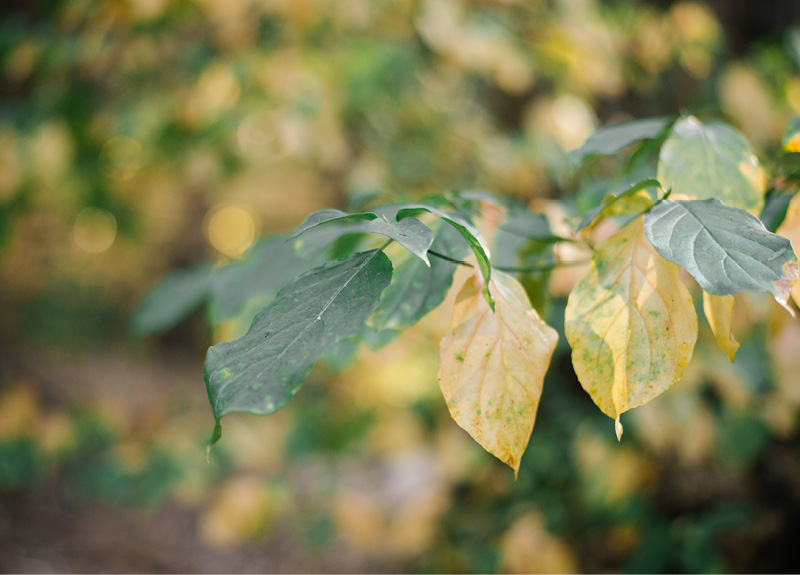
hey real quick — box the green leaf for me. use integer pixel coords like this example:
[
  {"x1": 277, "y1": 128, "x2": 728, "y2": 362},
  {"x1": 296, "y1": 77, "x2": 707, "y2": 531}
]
[
  {"x1": 370, "y1": 221, "x2": 467, "y2": 331},
  {"x1": 204, "y1": 249, "x2": 393, "y2": 433},
  {"x1": 576, "y1": 178, "x2": 662, "y2": 232},
  {"x1": 657, "y1": 116, "x2": 766, "y2": 213},
  {"x1": 396, "y1": 203, "x2": 494, "y2": 310},
  {"x1": 643, "y1": 199, "x2": 799, "y2": 313},
  {"x1": 209, "y1": 236, "x2": 325, "y2": 322},
  {"x1": 568, "y1": 116, "x2": 673, "y2": 168},
  {"x1": 131, "y1": 263, "x2": 213, "y2": 335},
  {"x1": 290, "y1": 209, "x2": 378, "y2": 237},
  {"x1": 291, "y1": 208, "x2": 435, "y2": 265},
  {"x1": 610, "y1": 137, "x2": 662, "y2": 197},
  {"x1": 760, "y1": 189, "x2": 795, "y2": 233}
]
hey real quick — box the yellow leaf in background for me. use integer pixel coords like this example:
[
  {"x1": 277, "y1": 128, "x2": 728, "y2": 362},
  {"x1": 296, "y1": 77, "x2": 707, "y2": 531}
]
[
  {"x1": 777, "y1": 193, "x2": 800, "y2": 308},
  {"x1": 703, "y1": 292, "x2": 739, "y2": 362},
  {"x1": 500, "y1": 511, "x2": 578, "y2": 574},
  {"x1": 565, "y1": 217, "x2": 697, "y2": 426},
  {"x1": 438, "y1": 270, "x2": 558, "y2": 474}
]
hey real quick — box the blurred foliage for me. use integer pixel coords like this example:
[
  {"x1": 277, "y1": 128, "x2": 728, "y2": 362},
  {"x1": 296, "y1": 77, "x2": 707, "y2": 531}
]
[{"x1": 2, "y1": 0, "x2": 800, "y2": 573}]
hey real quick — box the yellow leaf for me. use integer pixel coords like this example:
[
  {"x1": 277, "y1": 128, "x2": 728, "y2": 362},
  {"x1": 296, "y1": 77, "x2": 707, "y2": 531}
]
[
  {"x1": 565, "y1": 216, "x2": 698, "y2": 422},
  {"x1": 702, "y1": 292, "x2": 739, "y2": 361},
  {"x1": 500, "y1": 511, "x2": 578, "y2": 574},
  {"x1": 439, "y1": 270, "x2": 558, "y2": 474},
  {"x1": 777, "y1": 193, "x2": 800, "y2": 309}
]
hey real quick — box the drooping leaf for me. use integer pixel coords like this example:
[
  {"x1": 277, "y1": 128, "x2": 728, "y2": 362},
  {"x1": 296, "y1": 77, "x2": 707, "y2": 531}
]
[
  {"x1": 776, "y1": 192, "x2": 800, "y2": 308},
  {"x1": 702, "y1": 293, "x2": 739, "y2": 362},
  {"x1": 396, "y1": 203, "x2": 494, "y2": 310},
  {"x1": 438, "y1": 270, "x2": 558, "y2": 474},
  {"x1": 643, "y1": 199, "x2": 799, "y2": 314},
  {"x1": 657, "y1": 116, "x2": 766, "y2": 213},
  {"x1": 568, "y1": 116, "x2": 673, "y2": 168},
  {"x1": 204, "y1": 250, "x2": 393, "y2": 435},
  {"x1": 781, "y1": 116, "x2": 800, "y2": 153},
  {"x1": 565, "y1": 217, "x2": 698, "y2": 422},
  {"x1": 209, "y1": 236, "x2": 325, "y2": 323},
  {"x1": 576, "y1": 178, "x2": 662, "y2": 233},
  {"x1": 131, "y1": 263, "x2": 214, "y2": 335},
  {"x1": 370, "y1": 221, "x2": 468, "y2": 331},
  {"x1": 291, "y1": 208, "x2": 435, "y2": 265}
]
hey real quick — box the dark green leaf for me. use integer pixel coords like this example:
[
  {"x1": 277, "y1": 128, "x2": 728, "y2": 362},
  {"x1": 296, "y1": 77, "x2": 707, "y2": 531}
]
[
  {"x1": 568, "y1": 116, "x2": 672, "y2": 168},
  {"x1": 204, "y1": 249, "x2": 393, "y2": 431},
  {"x1": 643, "y1": 199, "x2": 798, "y2": 312},
  {"x1": 760, "y1": 189, "x2": 796, "y2": 232},
  {"x1": 657, "y1": 117, "x2": 766, "y2": 213},
  {"x1": 370, "y1": 221, "x2": 467, "y2": 331},
  {"x1": 131, "y1": 263, "x2": 213, "y2": 335},
  {"x1": 291, "y1": 208, "x2": 434, "y2": 265},
  {"x1": 395, "y1": 203, "x2": 494, "y2": 310}
]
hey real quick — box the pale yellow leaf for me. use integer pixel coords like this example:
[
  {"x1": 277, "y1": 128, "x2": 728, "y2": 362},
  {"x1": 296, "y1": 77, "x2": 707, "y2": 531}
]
[
  {"x1": 439, "y1": 270, "x2": 558, "y2": 474},
  {"x1": 776, "y1": 193, "x2": 800, "y2": 309},
  {"x1": 565, "y1": 216, "x2": 698, "y2": 421},
  {"x1": 702, "y1": 292, "x2": 739, "y2": 361}
]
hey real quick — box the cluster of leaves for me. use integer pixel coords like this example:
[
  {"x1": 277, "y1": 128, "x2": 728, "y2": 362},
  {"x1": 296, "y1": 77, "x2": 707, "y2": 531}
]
[{"x1": 136, "y1": 114, "x2": 800, "y2": 474}]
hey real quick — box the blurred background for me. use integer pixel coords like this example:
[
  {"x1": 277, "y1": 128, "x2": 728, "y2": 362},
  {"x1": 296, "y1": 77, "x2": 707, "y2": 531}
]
[{"x1": 2, "y1": 0, "x2": 800, "y2": 572}]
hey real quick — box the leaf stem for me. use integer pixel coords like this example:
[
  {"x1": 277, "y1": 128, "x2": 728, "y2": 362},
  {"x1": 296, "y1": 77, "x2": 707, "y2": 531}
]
[
  {"x1": 427, "y1": 249, "x2": 474, "y2": 267},
  {"x1": 494, "y1": 259, "x2": 590, "y2": 273},
  {"x1": 426, "y1": 249, "x2": 591, "y2": 272}
]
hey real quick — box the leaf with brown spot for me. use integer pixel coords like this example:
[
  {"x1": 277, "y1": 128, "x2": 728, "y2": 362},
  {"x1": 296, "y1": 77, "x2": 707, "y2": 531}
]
[
  {"x1": 703, "y1": 292, "x2": 739, "y2": 362},
  {"x1": 565, "y1": 216, "x2": 698, "y2": 423},
  {"x1": 438, "y1": 270, "x2": 558, "y2": 474}
]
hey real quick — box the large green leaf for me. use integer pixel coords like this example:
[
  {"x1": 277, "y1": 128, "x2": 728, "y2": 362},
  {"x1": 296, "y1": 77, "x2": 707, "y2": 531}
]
[
  {"x1": 291, "y1": 208, "x2": 434, "y2": 265},
  {"x1": 568, "y1": 116, "x2": 672, "y2": 168},
  {"x1": 657, "y1": 117, "x2": 766, "y2": 213},
  {"x1": 643, "y1": 199, "x2": 799, "y2": 313},
  {"x1": 204, "y1": 249, "x2": 393, "y2": 432},
  {"x1": 370, "y1": 221, "x2": 467, "y2": 331},
  {"x1": 395, "y1": 203, "x2": 494, "y2": 310},
  {"x1": 209, "y1": 236, "x2": 325, "y2": 322},
  {"x1": 131, "y1": 263, "x2": 213, "y2": 335}
]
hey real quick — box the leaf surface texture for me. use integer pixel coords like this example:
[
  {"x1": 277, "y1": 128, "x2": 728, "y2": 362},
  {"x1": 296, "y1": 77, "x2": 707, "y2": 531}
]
[{"x1": 439, "y1": 270, "x2": 558, "y2": 473}]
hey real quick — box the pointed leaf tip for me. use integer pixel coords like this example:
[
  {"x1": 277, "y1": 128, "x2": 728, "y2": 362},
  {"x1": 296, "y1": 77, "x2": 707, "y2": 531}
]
[
  {"x1": 439, "y1": 271, "x2": 558, "y2": 473},
  {"x1": 615, "y1": 416, "x2": 623, "y2": 442},
  {"x1": 566, "y1": 217, "x2": 698, "y2": 421}
]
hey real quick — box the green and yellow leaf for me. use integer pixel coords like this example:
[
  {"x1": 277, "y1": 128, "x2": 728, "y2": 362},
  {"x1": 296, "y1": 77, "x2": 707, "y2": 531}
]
[
  {"x1": 438, "y1": 270, "x2": 558, "y2": 474},
  {"x1": 658, "y1": 116, "x2": 766, "y2": 214},
  {"x1": 565, "y1": 217, "x2": 698, "y2": 426},
  {"x1": 702, "y1": 292, "x2": 739, "y2": 362}
]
